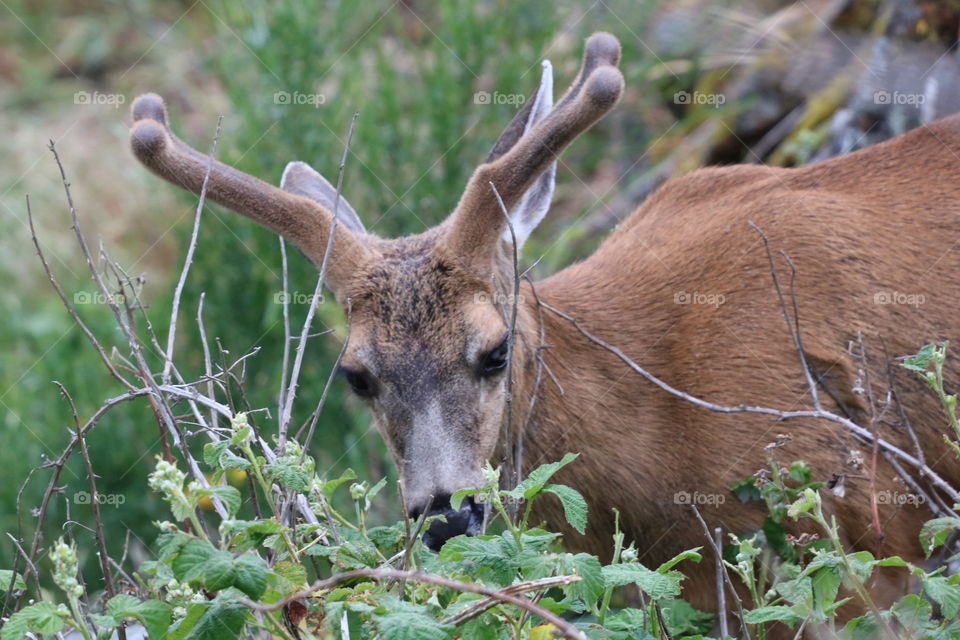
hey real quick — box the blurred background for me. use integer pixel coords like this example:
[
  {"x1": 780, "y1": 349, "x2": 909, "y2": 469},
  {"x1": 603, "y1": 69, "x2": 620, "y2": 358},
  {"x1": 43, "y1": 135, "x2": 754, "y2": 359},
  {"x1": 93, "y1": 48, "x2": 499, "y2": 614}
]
[{"x1": 2, "y1": 0, "x2": 958, "y2": 576}]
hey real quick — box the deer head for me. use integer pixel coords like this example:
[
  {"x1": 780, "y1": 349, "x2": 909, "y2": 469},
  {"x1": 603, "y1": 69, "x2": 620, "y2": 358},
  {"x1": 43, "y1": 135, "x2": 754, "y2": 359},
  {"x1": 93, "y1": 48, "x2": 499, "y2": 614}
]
[{"x1": 129, "y1": 32, "x2": 623, "y2": 549}]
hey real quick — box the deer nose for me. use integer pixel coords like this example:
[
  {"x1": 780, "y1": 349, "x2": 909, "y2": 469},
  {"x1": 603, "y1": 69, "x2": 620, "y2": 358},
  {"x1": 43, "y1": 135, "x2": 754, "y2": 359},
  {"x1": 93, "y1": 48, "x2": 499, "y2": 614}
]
[{"x1": 410, "y1": 494, "x2": 484, "y2": 551}]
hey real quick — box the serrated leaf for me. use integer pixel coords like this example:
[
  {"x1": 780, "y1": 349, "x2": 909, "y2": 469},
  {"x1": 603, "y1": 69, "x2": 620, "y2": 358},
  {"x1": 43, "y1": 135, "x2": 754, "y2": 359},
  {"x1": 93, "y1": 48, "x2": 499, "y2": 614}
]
[
  {"x1": 0, "y1": 570, "x2": 26, "y2": 593},
  {"x1": 0, "y1": 610, "x2": 30, "y2": 640},
  {"x1": 604, "y1": 607, "x2": 648, "y2": 632},
  {"x1": 891, "y1": 594, "x2": 936, "y2": 634},
  {"x1": 543, "y1": 484, "x2": 587, "y2": 534},
  {"x1": 172, "y1": 597, "x2": 247, "y2": 640},
  {"x1": 89, "y1": 613, "x2": 118, "y2": 630},
  {"x1": 2, "y1": 602, "x2": 65, "y2": 639},
  {"x1": 601, "y1": 563, "x2": 683, "y2": 599},
  {"x1": 507, "y1": 453, "x2": 579, "y2": 500},
  {"x1": 107, "y1": 594, "x2": 172, "y2": 640},
  {"x1": 219, "y1": 452, "x2": 251, "y2": 470},
  {"x1": 563, "y1": 553, "x2": 603, "y2": 604},
  {"x1": 743, "y1": 605, "x2": 803, "y2": 625},
  {"x1": 265, "y1": 461, "x2": 310, "y2": 491},
  {"x1": 196, "y1": 485, "x2": 241, "y2": 518},
  {"x1": 923, "y1": 574, "x2": 960, "y2": 618},
  {"x1": 920, "y1": 517, "x2": 960, "y2": 556},
  {"x1": 172, "y1": 539, "x2": 267, "y2": 598},
  {"x1": 233, "y1": 553, "x2": 269, "y2": 599},
  {"x1": 373, "y1": 611, "x2": 454, "y2": 640},
  {"x1": 438, "y1": 536, "x2": 516, "y2": 585},
  {"x1": 203, "y1": 441, "x2": 231, "y2": 468},
  {"x1": 661, "y1": 599, "x2": 715, "y2": 636}
]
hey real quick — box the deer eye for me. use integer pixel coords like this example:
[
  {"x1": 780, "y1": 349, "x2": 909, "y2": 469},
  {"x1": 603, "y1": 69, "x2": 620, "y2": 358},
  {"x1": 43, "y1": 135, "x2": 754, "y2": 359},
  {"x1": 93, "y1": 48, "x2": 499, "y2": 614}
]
[
  {"x1": 339, "y1": 367, "x2": 378, "y2": 398},
  {"x1": 479, "y1": 335, "x2": 510, "y2": 378}
]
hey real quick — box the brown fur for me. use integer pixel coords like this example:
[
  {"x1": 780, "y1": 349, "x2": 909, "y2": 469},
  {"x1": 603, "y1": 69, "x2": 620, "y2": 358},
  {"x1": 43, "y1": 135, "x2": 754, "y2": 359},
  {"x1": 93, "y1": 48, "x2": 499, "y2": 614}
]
[{"x1": 129, "y1": 33, "x2": 960, "y2": 637}]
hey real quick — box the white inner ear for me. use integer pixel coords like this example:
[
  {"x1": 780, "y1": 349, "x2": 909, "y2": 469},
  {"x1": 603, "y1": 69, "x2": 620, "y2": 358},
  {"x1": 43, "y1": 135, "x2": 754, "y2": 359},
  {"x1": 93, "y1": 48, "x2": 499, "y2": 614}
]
[
  {"x1": 503, "y1": 60, "x2": 556, "y2": 248},
  {"x1": 280, "y1": 160, "x2": 367, "y2": 234}
]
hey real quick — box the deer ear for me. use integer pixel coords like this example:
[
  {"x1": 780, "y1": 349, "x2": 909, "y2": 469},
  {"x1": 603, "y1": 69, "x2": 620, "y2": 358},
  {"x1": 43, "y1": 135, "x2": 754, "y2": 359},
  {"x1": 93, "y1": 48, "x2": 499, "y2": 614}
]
[
  {"x1": 280, "y1": 161, "x2": 366, "y2": 234},
  {"x1": 503, "y1": 61, "x2": 555, "y2": 248}
]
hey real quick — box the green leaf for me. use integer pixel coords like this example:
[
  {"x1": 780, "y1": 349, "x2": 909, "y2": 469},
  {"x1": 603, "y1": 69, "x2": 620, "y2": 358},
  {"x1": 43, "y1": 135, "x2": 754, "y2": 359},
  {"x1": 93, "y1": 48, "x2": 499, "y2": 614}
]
[
  {"x1": 107, "y1": 594, "x2": 172, "y2": 640},
  {"x1": 506, "y1": 453, "x2": 579, "y2": 500},
  {"x1": 173, "y1": 539, "x2": 221, "y2": 581},
  {"x1": 0, "y1": 570, "x2": 26, "y2": 594},
  {"x1": 788, "y1": 461, "x2": 811, "y2": 483},
  {"x1": 196, "y1": 486, "x2": 242, "y2": 518},
  {"x1": 743, "y1": 605, "x2": 803, "y2": 625},
  {"x1": 171, "y1": 597, "x2": 247, "y2": 640},
  {"x1": 265, "y1": 460, "x2": 310, "y2": 491},
  {"x1": 660, "y1": 599, "x2": 715, "y2": 636},
  {"x1": 846, "y1": 551, "x2": 876, "y2": 584},
  {"x1": 222, "y1": 519, "x2": 286, "y2": 551},
  {"x1": 891, "y1": 594, "x2": 936, "y2": 634},
  {"x1": 438, "y1": 535, "x2": 516, "y2": 585},
  {"x1": 231, "y1": 426, "x2": 252, "y2": 446},
  {"x1": 920, "y1": 517, "x2": 960, "y2": 556},
  {"x1": 373, "y1": 611, "x2": 454, "y2": 640},
  {"x1": 172, "y1": 539, "x2": 268, "y2": 598},
  {"x1": 873, "y1": 556, "x2": 910, "y2": 568},
  {"x1": 203, "y1": 441, "x2": 231, "y2": 468},
  {"x1": 601, "y1": 563, "x2": 683, "y2": 599},
  {"x1": 922, "y1": 573, "x2": 960, "y2": 618},
  {"x1": 2, "y1": 602, "x2": 65, "y2": 639},
  {"x1": 730, "y1": 476, "x2": 762, "y2": 503},
  {"x1": 0, "y1": 610, "x2": 30, "y2": 640},
  {"x1": 319, "y1": 468, "x2": 357, "y2": 497},
  {"x1": 450, "y1": 487, "x2": 482, "y2": 512},
  {"x1": 902, "y1": 342, "x2": 946, "y2": 373},
  {"x1": 604, "y1": 607, "x2": 648, "y2": 632},
  {"x1": 563, "y1": 553, "x2": 604, "y2": 604},
  {"x1": 655, "y1": 547, "x2": 702, "y2": 573},
  {"x1": 543, "y1": 484, "x2": 588, "y2": 534},
  {"x1": 459, "y1": 612, "x2": 511, "y2": 640},
  {"x1": 232, "y1": 553, "x2": 269, "y2": 599}
]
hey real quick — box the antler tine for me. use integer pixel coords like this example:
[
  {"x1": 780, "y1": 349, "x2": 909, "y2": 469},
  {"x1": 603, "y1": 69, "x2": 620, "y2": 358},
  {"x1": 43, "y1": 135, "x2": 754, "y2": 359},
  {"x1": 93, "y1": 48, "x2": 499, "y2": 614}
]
[
  {"x1": 446, "y1": 32, "x2": 624, "y2": 261},
  {"x1": 129, "y1": 94, "x2": 371, "y2": 293}
]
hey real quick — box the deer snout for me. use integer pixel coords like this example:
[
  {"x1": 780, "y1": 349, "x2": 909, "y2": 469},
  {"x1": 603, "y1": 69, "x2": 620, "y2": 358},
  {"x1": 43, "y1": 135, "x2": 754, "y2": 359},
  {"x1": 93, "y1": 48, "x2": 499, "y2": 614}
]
[{"x1": 409, "y1": 494, "x2": 484, "y2": 551}]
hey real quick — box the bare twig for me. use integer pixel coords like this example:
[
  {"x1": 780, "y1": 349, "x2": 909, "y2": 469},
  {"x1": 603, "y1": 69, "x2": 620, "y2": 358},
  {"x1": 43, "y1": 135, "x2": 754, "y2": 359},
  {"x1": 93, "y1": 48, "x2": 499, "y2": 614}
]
[
  {"x1": 26, "y1": 196, "x2": 135, "y2": 392},
  {"x1": 240, "y1": 568, "x2": 585, "y2": 640},
  {"x1": 278, "y1": 238, "x2": 292, "y2": 420},
  {"x1": 540, "y1": 301, "x2": 960, "y2": 503},
  {"x1": 441, "y1": 574, "x2": 583, "y2": 625},
  {"x1": 279, "y1": 112, "x2": 358, "y2": 450},
  {"x1": 748, "y1": 222, "x2": 820, "y2": 410},
  {"x1": 164, "y1": 115, "x2": 222, "y2": 382},
  {"x1": 690, "y1": 506, "x2": 751, "y2": 640},
  {"x1": 489, "y1": 181, "x2": 522, "y2": 501}
]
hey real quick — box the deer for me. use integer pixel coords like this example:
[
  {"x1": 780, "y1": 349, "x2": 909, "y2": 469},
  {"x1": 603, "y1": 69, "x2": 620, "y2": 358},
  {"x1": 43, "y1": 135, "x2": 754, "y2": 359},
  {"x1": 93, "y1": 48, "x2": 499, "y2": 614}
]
[{"x1": 129, "y1": 32, "x2": 960, "y2": 635}]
